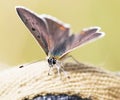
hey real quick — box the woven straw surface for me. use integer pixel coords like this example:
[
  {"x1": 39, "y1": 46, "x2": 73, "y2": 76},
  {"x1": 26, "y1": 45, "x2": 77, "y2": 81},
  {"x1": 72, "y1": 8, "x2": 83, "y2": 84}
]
[{"x1": 0, "y1": 61, "x2": 120, "y2": 100}]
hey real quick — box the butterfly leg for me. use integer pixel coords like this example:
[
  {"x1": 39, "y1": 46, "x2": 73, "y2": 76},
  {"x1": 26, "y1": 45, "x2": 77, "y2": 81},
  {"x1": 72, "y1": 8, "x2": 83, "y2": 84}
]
[
  {"x1": 48, "y1": 65, "x2": 53, "y2": 75},
  {"x1": 57, "y1": 61, "x2": 70, "y2": 78},
  {"x1": 55, "y1": 64, "x2": 61, "y2": 78},
  {"x1": 61, "y1": 55, "x2": 80, "y2": 64},
  {"x1": 61, "y1": 63, "x2": 70, "y2": 78}
]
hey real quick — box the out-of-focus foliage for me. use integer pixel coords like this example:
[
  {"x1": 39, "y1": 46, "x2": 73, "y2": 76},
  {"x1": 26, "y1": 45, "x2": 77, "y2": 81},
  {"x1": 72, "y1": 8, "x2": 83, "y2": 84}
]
[{"x1": 0, "y1": 0, "x2": 120, "y2": 71}]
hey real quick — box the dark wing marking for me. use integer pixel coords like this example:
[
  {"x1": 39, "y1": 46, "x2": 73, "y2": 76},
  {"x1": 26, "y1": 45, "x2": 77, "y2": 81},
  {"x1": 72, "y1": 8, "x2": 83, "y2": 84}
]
[
  {"x1": 16, "y1": 7, "x2": 49, "y2": 55},
  {"x1": 51, "y1": 27, "x2": 105, "y2": 58},
  {"x1": 42, "y1": 15, "x2": 70, "y2": 52}
]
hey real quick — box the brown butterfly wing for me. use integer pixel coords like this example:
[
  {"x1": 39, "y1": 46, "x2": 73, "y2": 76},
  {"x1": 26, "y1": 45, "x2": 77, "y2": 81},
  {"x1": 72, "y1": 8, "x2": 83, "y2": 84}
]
[
  {"x1": 43, "y1": 16, "x2": 70, "y2": 52},
  {"x1": 51, "y1": 27, "x2": 105, "y2": 58},
  {"x1": 16, "y1": 7, "x2": 104, "y2": 57},
  {"x1": 16, "y1": 7, "x2": 49, "y2": 55}
]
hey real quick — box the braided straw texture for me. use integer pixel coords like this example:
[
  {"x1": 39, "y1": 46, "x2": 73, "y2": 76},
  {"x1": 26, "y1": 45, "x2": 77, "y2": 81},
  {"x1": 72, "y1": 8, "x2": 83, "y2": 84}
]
[{"x1": 0, "y1": 61, "x2": 120, "y2": 100}]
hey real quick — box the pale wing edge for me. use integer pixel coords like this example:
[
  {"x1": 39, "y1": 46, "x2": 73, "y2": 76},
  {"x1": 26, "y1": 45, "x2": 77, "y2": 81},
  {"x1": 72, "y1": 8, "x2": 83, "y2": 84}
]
[{"x1": 40, "y1": 14, "x2": 70, "y2": 29}]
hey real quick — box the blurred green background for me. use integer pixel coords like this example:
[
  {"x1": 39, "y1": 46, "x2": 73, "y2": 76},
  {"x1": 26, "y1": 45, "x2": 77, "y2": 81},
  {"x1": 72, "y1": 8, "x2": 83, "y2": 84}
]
[{"x1": 0, "y1": 0, "x2": 120, "y2": 71}]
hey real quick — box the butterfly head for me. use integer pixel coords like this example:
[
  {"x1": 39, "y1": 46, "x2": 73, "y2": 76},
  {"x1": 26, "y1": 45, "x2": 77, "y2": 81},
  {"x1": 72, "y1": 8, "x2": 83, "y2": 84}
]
[{"x1": 47, "y1": 56, "x2": 57, "y2": 66}]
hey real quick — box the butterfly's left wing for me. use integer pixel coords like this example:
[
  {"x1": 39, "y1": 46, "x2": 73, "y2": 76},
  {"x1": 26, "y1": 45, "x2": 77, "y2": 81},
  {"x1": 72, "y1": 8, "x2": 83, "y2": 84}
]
[
  {"x1": 51, "y1": 27, "x2": 105, "y2": 58},
  {"x1": 16, "y1": 7, "x2": 50, "y2": 55}
]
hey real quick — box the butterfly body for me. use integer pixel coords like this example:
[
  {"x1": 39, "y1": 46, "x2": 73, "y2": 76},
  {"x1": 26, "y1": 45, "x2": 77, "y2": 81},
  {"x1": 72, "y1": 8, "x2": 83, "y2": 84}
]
[{"x1": 16, "y1": 6, "x2": 105, "y2": 75}]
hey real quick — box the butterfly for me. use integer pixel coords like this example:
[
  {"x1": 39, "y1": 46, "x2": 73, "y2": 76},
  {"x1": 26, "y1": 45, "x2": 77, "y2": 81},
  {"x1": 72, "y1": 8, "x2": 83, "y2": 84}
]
[{"x1": 16, "y1": 6, "x2": 105, "y2": 75}]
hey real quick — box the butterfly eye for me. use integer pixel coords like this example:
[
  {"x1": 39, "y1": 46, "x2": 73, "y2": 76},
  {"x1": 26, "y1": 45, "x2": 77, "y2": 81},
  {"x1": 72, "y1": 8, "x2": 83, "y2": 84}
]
[
  {"x1": 48, "y1": 58, "x2": 50, "y2": 63},
  {"x1": 48, "y1": 58, "x2": 52, "y2": 65},
  {"x1": 53, "y1": 58, "x2": 56, "y2": 64}
]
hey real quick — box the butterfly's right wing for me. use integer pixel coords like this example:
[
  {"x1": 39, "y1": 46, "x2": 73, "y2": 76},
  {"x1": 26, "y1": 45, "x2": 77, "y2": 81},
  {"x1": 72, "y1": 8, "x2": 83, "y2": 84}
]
[
  {"x1": 52, "y1": 27, "x2": 105, "y2": 58},
  {"x1": 16, "y1": 6, "x2": 49, "y2": 55},
  {"x1": 62, "y1": 27, "x2": 105, "y2": 57}
]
